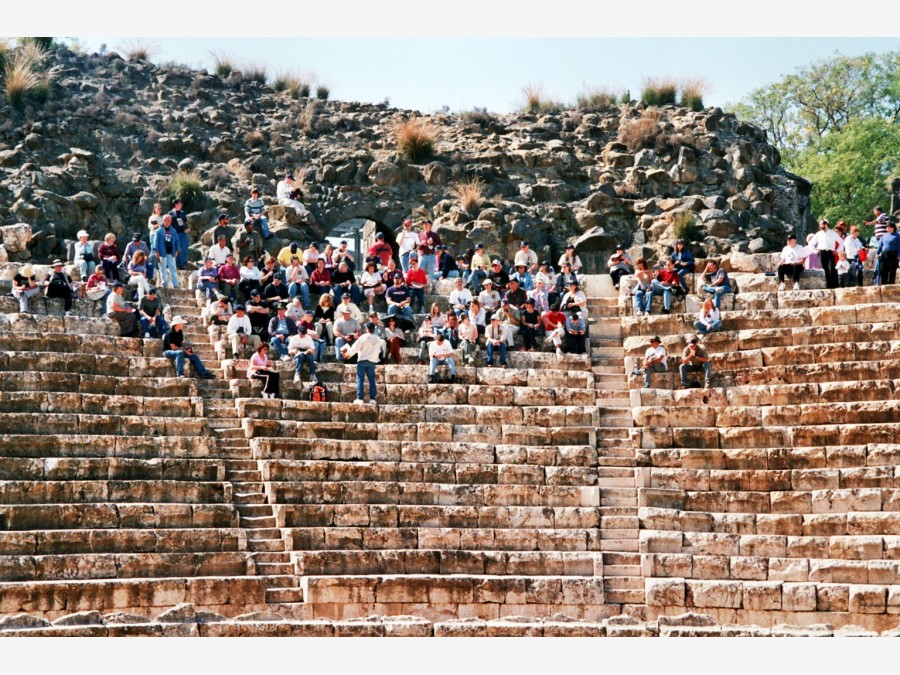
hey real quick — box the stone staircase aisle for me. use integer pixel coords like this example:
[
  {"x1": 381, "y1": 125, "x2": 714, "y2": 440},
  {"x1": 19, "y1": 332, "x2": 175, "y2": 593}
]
[
  {"x1": 160, "y1": 282, "x2": 304, "y2": 609},
  {"x1": 584, "y1": 276, "x2": 643, "y2": 609}
]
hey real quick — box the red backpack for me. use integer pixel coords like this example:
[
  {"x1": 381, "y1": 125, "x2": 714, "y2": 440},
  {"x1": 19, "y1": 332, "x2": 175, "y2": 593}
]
[{"x1": 310, "y1": 383, "x2": 328, "y2": 402}]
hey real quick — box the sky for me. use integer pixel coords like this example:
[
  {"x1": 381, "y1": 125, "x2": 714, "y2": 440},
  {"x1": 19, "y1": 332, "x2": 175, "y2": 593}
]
[{"x1": 74, "y1": 37, "x2": 899, "y2": 115}]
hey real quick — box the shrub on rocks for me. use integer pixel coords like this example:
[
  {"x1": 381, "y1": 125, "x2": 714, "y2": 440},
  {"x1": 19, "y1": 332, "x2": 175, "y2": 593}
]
[
  {"x1": 393, "y1": 117, "x2": 438, "y2": 163},
  {"x1": 641, "y1": 77, "x2": 678, "y2": 107},
  {"x1": 163, "y1": 171, "x2": 204, "y2": 212}
]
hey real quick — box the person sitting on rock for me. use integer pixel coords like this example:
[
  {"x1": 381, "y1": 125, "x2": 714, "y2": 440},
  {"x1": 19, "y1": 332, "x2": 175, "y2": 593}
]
[
  {"x1": 98, "y1": 232, "x2": 121, "y2": 282},
  {"x1": 197, "y1": 257, "x2": 219, "y2": 302},
  {"x1": 514, "y1": 240, "x2": 539, "y2": 274},
  {"x1": 701, "y1": 260, "x2": 732, "y2": 310},
  {"x1": 478, "y1": 279, "x2": 501, "y2": 321},
  {"x1": 73, "y1": 230, "x2": 96, "y2": 282},
  {"x1": 211, "y1": 213, "x2": 231, "y2": 248},
  {"x1": 558, "y1": 244, "x2": 583, "y2": 272},
  {"x1": 277, "y1": 241, "x2": 302, "y2": 267},
  {"x1": 206, "y1": 295, "x2": 234, "y2": 327},
  {"x1": 383, "y1": 316, "x2": 406, "y2": 364},
  {"x1": 106, "y1": 282, "x2": 137, "y2": 336},
  {"x1": 309, "y1": 258, "x2": 332, "y2": 298},
  {"x1": 163, "y1": 316, "x2": 215, "y2": 379},
  {"x1": 46, "y1": 259, "x2": 76, "y2": 315},
  {"x1": 231, "y1": 219, "x2": 263, "y2": 262},
  {"x1": 632, "y1": 258, "x2": 653, "y2": 316},
  {"x1": 126, "y1": 250, "x2": 153, "y2": 301},
  {"x1": 534, "y1": 261, "x2": 556, "y2": 291},
  {"x1": 457, "y1": 313, "x2": 479, "y2": 365},
  {"x1": 449, "y1": 277, "x2": 473, "y2": 315},
  {"x1": 565, "y1": 307, "x2": 587, "y2": 355},
  {"x1": 244, "y1": 186, "x2": 273, "y2": 239},
  {"x1": 520, "y1": 298, "x2": 542, "y2": 352},
  {"x1": 268, "y1": 303, "x2": 298, "y2": 361},
  {"x1": 405, "y1": 256, "x2": 428, "y2": 313},
  {"x1": 359, "y1": 260, "x2": 385, "y2": 314},
  {"x1": 509, "y1": 263, "x2": 534, "y2": 291},
  {"x1": 437, "y1": 245, "x2": 459, "y2": 280},
  {"x1": 608, "y1": 244, "x2": 634, "y2": 290},
  {"x1": 541, "y1": 302, "x2": 567, "y2": 357},
  {"x1": 84, "y1": 266, "x2": 110, "y2": 305},
  {"x1": 284, "y1": 295, "x2": 305, "y2": 323},
  {"x1": 247, "y1": 343, "x2": 280, "y2": 399},
  {"x1": 335, "y1": 292, "x2": 363, "y2": 324},
  {"x1": 334, "y1": 306, "x2": 362, "y2": 363},
  {"x1": 298, "y1": 308, "x2": 326, "y2": 362},
  {"x1": 467, "y1": 243, "x2": 492, "y2": 292},
  {"x1": 694, "y1": 298, "x2": 722, "y2": 334},
  {"x1": 650, "y1": 259, "x2": 680, "y2": 315},
  {"x1": 777, "y1": 234, "x2": 806, "y2": 292},
  {"x1": 428, "y1": 332, "x2": 457, "y2": 383},
  {"x1": 216, "y1": 253, "x2": 241, "y2": 302},
  {"x1": 632, "y1": 336, "x2": 668, "y2": 389},
  {"x1": 670, "y1": 240, "x2": 695, "y2": 293},
  {"x1": 276, "y1": 173, "x2": 308, "y2": 218},
  {"x1": 12, "y1": 264, "x2": 41, "y2": 313},
  {"x1": 485, "y1": 315, "x2": 508, "y2": 367},
  {"x1": 331, "y1": 261, "x2": 360, "y2": 305},
  {"x1": 208, "y1": 234, "x2": 232, "y2": 266},
  {"x1": 258, "y1": 256, "x2": 281, "y2": 289},
  {"x1": 679, "y1": 335, "x2": 711, "y2": 389},
  {"x1": 227, "y1": 304, "x2": 261, "y2": 358},
  {"x1": 137, "y1": 286, "x2": 167, "y2": 340},
  {"x1": 288, "y1": 325, "x2": 319, "y2": 384},
  {"x1": 559, "y1": 280, "x2": 587, "y2": 316},
  {"x1": 238, "y1": 256, "x2": 262, "y2": 301},
  {"x1": 488, "y1": 259, "x2": 509, "y2": 294}
]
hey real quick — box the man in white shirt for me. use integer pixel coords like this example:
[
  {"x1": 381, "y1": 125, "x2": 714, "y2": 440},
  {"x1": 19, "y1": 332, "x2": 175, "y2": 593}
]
[
  {"x1": 428, "y1": 332, "x2": 457, "y2": 383},
  {"x1": 288, "y1": 325, "x2": 319, "y2": 384},
  {"x1": 396, "y1": 218, "x2": 419, "y2": 273},
  {"x1": 208, "y1": 235, "x2": 232, "y2": 266},
  {"x1": 777, "y1": 234, "x2": 806, "y2": 291},
  {"x1": 513, "y1": 241, "x2": 539, "y2": 273},
  {"x1": 276, "y1": 173, "x2": 308, "y2": 217},
  {"x1": 632, "y1": 336, "x2": 668, "y2": 389},
  {"x1": 226, "y1": 305, "x2": 261, "y2": 358},
  {"x1": 341, "y1": 322, "x2": 386, "y2": 404},
  {"x1": 449, "y1": 277, "x2": 473, "y2": 313},
  {"x1": 842, "y1": 225, "x2": 865, "y2": 287},
  {"x1": 478, "y1": 279, "x2": 501, "y2": 318},
  {"x1": 809, "y1": 219, "x2": 843, "y2": 289}
]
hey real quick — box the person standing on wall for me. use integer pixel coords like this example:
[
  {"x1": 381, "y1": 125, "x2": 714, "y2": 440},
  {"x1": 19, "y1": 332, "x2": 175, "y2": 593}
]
[
  {"x1": 167, "y1": 199, "x2": 189, "y2": 270},
  {"x1": 809, "y1": 219, "x2": 843, "y2": 289},
  {"x1": 416, "y1": 220, "x2": 441, "y2": 285},
  {"x1": 341, "y1": 321, "x2": 385, "y2": 405}
]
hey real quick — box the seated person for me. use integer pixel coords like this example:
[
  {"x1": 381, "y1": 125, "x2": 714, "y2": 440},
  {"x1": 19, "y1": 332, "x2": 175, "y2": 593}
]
[
  {"x1": 299, "y1": 308, "x2": 326, "y2": 362},
  {"x1": 244, "y1": 186, "x2": 273, "y2": 239},
  {"x1": 285, "y1": 256, "x2": 311, "y2": 309},
  {"x1": 504, "y1": 277, "x2": 528, "y2": 309},
  {"x1": 106, "y1": 282, "x2": 137, "y2": 337},
  {"x1": 208, "y1": 234, "x2": 232, "y2": 266},
  {"x1": 336, "y1": 292, "x2": 363, "y2": 323},
  {"x1": 73, "y1": 230, "x2": 96, "y2": 281},
  {"x1": 247, "y1": 343, "x2": 280, "y2": 399},
  {"x1": 694, "y1": 299, "x2": 722, "y2": 334},
  {"x1": 84, "y1": 266, "x2": 111, "y2": 304},
  {"x1": 139, "y1": 287, "x2": 167, "y2": 339},
  {"x1": 126, "y1": 250, "x2": 152, "y2": 300},
  {"x1": 527, "y1": 279, "x2": 551, "y2": 314},
  {"x1": 509, "y1": 264, "x2": 534, "y2": 291},
  {"x1": 383, "y1": 316, "x2": 406, "y2": 364},
  {"x1": 457, "y1": 314, "x2": 479, "y2": 365},
  {"x1": 777, "y1": 234, "x2": 806, "y2": 291},
  {"x1": 334, "y1": 306, "x2": 362, "y2": 362},
  {"x1": 197, "y1": 257, "x2": 219, "y2": 302},
  {"x1": 367, "y1": 232, "x2": 393, "y2": 269},
  {"x1": 206, "y1": 295, "x2": 234, "y2": 326},
  {"x1": 436, "y1": 245, "x2": 459, "y2": 280},
  {"x1": 405, "y1": 257, "x2": 428, "y2": 312},
  {"x1": 226, "y1": 305, "x2": 261, "y2": 358},
  {"x1": 386, "y1": 275, "x2": 414, "y2": 320},
  {"x1": 679, "y1": 335, "x2": 711, "y2": 389},
  {"x1": 565, "y1": 307, "x2": 587, "y2": 354},
  {"x1": 314, "y1": 294, "x2": 336, "y2": 345},
  {"x1": 98, "y1": 232, "x2": 121, "y2": 282},
  {"x1": 478, "y1": 279, "x2": 502, "y2": 320},
  {"x1": 333, "y1": 240, "x2": 356, "y2": 273},
  {"x1": 417, "y1": 316, "x2": 436, "y2": 365},
  {"x1": 262, "y1": 274, "x2": 289, "y2": 310},
  {"x1": 670, "y1": 240, "x2": 695, "y2": 293},
  {"x1": 238, "y1": 256, "x2": 262, "y2": 301},
  {"x1": 467, "y1": 243, "x2": 491, "y2": 292},
  {"x1": 514, "y1": 241, "x2": 539, "y2": 274},
  {"x1": 245, "y1": 289, "x2": 271, "y2": 339},
  {"x1": 558, "y1": 243, "x2": 583, "y2": 273},
  {"x1": 632, "y1": 336, "x2": 667, "y2": 389},
  {"x1": 258, "y1": 256, "x2": 281, "y2": 289},
  {"x1": 268, "y1": 303, "x2": 298, "y2": 360},
  {"x1": 559, "y1": 280, "x2": 587, "y2": 315},
  {"x1": 555, "y1": 262, "x2": 577, "y2": 298},
  {"x1": 485, "y1": 315, "x2": 508, "y2": 367},
  {"x1": 331, "y1": 261, "x2": 360, "y2": 305},
  {"x1": 541, "y1": 303, "x2": 567, "y2": 357},
  {"x1": 288, "y1": 325, "x2": 319, "y2": 384},
  {"x1": 359, "y1": 260, "x2": 386, "y2": 314},
  {"x1": 285, "y1": 295, "x2": 305, "y2": 323},
  {"x1": 163, "y1": 316, "x2": 215, "y2": 379},
  {"x1": 449, "y1": 277, "x2": 473, "y2": 314},
  {"x1": 467, "y1": 298, "x2": 486, "y2": 336},
  {"x1": 519, "y1": 298, "x2": 542, "y2": 351},
  {"x1": 277, "y1": 241, "x2": 302, "y2": 268},
  {"x1": 46, "y1": 259, "x2": 75, "y2": 314},
  {"x1": 216, "y1": 254, "x2": 241, "y2": 301},
  {"x1": 493, "y1": 299, "x2": 520, "y2": 348},
  {"x1": 309, "y1": 258, "x2": 332, "y2": 297},
  {"x1": 701, "y1": 260, "x2": 732, "y2": 310},
  {"x1": 488, "y1": 259, "x2": 509, "y2": 294},
  {"x1": 633, "y1": 258, "x2": 653, "y2": 316},
  {"x1": 608, "y1": 244, "x2": 635, "y2": 290},
  {"x1": 428, "y1": 332, "x2": 457, "y2": 382},
  {"x1": 650, "y1": 259, "x2": 681, "y2": 314}
]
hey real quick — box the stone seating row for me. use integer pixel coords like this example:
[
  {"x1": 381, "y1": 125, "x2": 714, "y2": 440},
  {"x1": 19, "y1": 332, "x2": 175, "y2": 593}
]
[
  {"x1": 259, "y1": 459, "x2": 596, "y2": 488},
  {"x1": 635, "y1": 423, "x2": 900, "y2": 451},
  {"x1": 0, "y1": 333, "x2": 160, "y2": 357},
  {"x1": 644, "y1": 444, "x2": 900, "y2": 471},
  {"x1": 648, "y1": 466, "x2": 900, "y2": 493},
  {"x1": 0, "y1": 352, "x2": 182, "y2": 379},
  {"x1": 0, "y1": 480, "x2": 231, "y2": 505},
  {"x1": 251, "y1": 438, "x2": 598, "y2": 467},
  {"x1": 0, "y1": 392, "x2": 203, "y2": 418},
  {"x1": 0, "y1": 296, "x2": 109, "y2": 319},
  {"x1": 0, "y1": 413, "x2": 206, "y2": 437},
  {"x1": 0, "y1": 435, "x2": 222, "y2": 460},
  {"x1": 0, "y1": 528, "x2": 247, "y2": 555},
  {"x1": 0, "y1": 312, "x2": 116, "y2": 335},
  {"x1": 273, "y1": 504, "x2": 602, "y2": 530},
  {"x1": 0, "y1": 502, "x2": 238, "y2": 531},
  {"x1": 0, "y1": 372, "x2": 198, "y2": 398},
  {"x1": 0, "y1": 457, "x2": 226, "y2": 482},
  {"x1": 245, "y1": 419, "x2": 595, "y2": 447},
  {"x1": 634, "y1": 381, "x2": 898, "y2": 408}
]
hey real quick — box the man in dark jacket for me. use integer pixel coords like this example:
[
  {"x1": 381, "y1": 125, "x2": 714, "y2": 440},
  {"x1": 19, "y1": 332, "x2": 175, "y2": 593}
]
[{"x1": 267, "y1": 304, "x2": 298, "y2": 360}]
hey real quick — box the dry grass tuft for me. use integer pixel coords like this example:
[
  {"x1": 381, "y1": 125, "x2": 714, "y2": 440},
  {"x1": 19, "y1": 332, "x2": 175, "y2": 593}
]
[
  {"x1": 641, "y1": 77, "x2": 678, "y2": 107},
  {"x1": 618, "y1": 109, "x2": 663, "y2": 152},
  {"x1": 577, "y1": 87, "x2": 620, "y2": 111},
  {"x1": 315, "y1": 84, "x2": 330, "y2": 101},
  {"x1": 244, "y1": 130, "x2": 265, "y2": 147},
  {"x1": 680, "y1": 77, "x2": 709, "y2": 112},
  {"x1": 4, "y1": 53, "x2": 40, "y2": 109},
  {"x1": 450, "y1": 177, "x2": 486, "y2": 215},
  {"x1": 273, "y1": 72, "x2": 312, "y2": 99},
  {"x1": 117, "y1": 38, "x2": 160, "y2": 61},
  {"x1": 521, "y1": 83, "x2": 543, "y2": 113},
  {"x1": 393, "y1": 117, "x2": 439, "y2": 163},
  {"x1": 211, "y1": 52, "x2": 235, "y2": 78},
  {"x1": 243, "y1": 63, "x2": 268, "y2": 84}
]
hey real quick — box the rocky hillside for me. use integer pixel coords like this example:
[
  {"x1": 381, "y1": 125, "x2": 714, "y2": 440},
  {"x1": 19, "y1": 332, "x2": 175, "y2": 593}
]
[{"x1": 0, "y1": 46, "x2": 815, "y2": 270}]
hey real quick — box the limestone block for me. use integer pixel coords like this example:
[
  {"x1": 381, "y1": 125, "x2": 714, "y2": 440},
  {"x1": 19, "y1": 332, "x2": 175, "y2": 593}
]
[
  {"x1": 739, "y1": 535, "x2": 786, "y2": 558},
  {"x1": 686, "y1": 580, "x2": 743, "y2": 608},
  {"x1": 742, "y1": 581, "x2": 782, "y2": 610},
  {"x1": 768, "y1": 557, "x2": 809, "y2": 582},
  {"x1": 640, "y1": 530, "x2": 682, "y2": 553},
  {"x1": 756, "y1": 514, "x2": 802, "y2": 536},
  {"x1": 887, "y1": 586, "x2": 900, "y2": 614},
  {"x1": 781, "y1": 582, "x2": 817, "y2": 611},
  {"x1": 849, "y1": 585, "x2": 887, "y2": 614},
  {"x1": 646, "y1": 578, "x2": 686, "y2": 606},
  {"x1": 809, "y1": 559, "x2": 869, "y2": 584},
  {"x1": 691, "y1": 555, "x2": 730, "y2": 580},
  {"x1": 730, "y1": 556, "x2": 769, "y2": 581},
  {"x1": 0, "y1": 223, "x2": 32, "y2": 252},
  {"x1": 683, "y1": 532, "x2": 740, "y2": 557}
]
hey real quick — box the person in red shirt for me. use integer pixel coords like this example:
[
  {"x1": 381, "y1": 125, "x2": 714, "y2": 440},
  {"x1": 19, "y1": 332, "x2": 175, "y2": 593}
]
[
  {"x1": 541, "y1": 302, "x2": 568, "y2": 356},
  {"x1": 417, "y1": 220, "x2": 442, "y2": 281},
  {"x1": 650, "y1": 259, "x2": 681, "y2": 315},
  {"x1": 309, "y1": 258, "x2": 332, "y2": 298},
  {"x1": 367, "y1": 232, "x2": 393, "y2": 269},
  {"x1": 216, "y1": 254, "x2": 241, "y2": 302},
  {"x1": 405, "y1": 256, "x2": 428, "y2": 313}
]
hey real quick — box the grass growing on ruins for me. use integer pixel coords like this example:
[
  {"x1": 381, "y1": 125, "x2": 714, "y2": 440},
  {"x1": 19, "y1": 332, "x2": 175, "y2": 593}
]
[
  {"x1": 450, "y1": 177, "x2": 486, "y2": 215},
  {"x1": 461, "y1": 107, "x2": 496, "y2": 128},
  {"x1": 680, "y1": 77, "x2": 708, "y2": 112},
  {"x1": 244, "y1": 130, "x2": 265, "y2": 148},
  {"x1": 244, "y1": 63, "x2": 268, "y2": 84},
  {"x1": 211, "y1": 52, "x2": 235, "y2": 78},
  {"x1": 4, "y1": 54, "x2": 41, "y2": 110},
  {"x1": 273, "y1": 73, "x2": 311, "y2": 99},
  {"x1": 577, "y1": 87, "x2": 620, "y2": 111},
  {"x1": 164, "y1": 171, "x2": 204, "y2": 213},
  {"x1": 641, "y1": 77, "x2": 678, "y2": 107},
  {"x1": 118, "y1": 38, "x2": 160, "y2": 62},
  {"x1": 521, "y1": 83, "x2": 543, "y2": 113},
  {"x1": 618, "y1": 109, "x2": 663, "y2": 152},
  {"x1": 394, "y1": 117, "x2": 438, "y2": 163},
  {"x1": 316, "y1": 85, "x2": 330, "y2": 101}
]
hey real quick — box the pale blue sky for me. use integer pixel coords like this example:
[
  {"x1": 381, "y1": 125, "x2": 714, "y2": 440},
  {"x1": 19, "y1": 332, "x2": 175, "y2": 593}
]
[{"x1": 79, "y1": 37, "x2": 897, "y2": 114}]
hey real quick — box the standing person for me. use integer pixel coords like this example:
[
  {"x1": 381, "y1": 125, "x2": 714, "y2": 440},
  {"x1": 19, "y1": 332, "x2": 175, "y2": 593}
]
[
  {"x1": 368, "y1": 232, "x2": 393, "y2": 269},
  {"x1": 701, "y1": 260, "x2": 731, "y2": 310},
  {"x1": 45, "y1": 259, "x2": 76, "y2": 315},
  {"x1": 836, "y1": 252, "x2": 852, "y2": 287},
  {"x1": 679, "y1": 335, "x2": 711, "y2": 389},
  {"x1": 557, "y1": 244, "x2": 583, "y2": 273},
  {"x1": 73, "y1": 230, "x2": 96, "y2": 281},
  {"x1": 607, "y1": 245, "x2": 635, "y2": 290},
  {"x1": 694, "y1": 299, "x2": 722, "y2": 334},
  {"x1": 139, "y1": 287, "x2": 167, "y2": 339},
  {"x1": 152, "y1": 215, "x2": 181, "y2": 289},
  {"x1": 876, "y1": 221, "x2": 899, "y2": 285},
  {"x1": 276, "y1": 173, "x2": 308, "y2": 217},
  {"x1": 167, "y1": 199, "x2": 189, "y2": 269},
  {"x1": 485, "y1": 315, "x2": 508, "y2": 367},
  {"x1": 247, "y1": 343, "x2": 280, "y2": 399},
  {"x1": 428, "y1": 332, "x2": 457, "y2": 383},
  {"x1": 809, "y1": 218, "x2": 843, "y2": 289},
  {"x1": 98, "y1": 233, "x2": 121, "y2": 282},
  {"x1": 383, "y1": 316, "x2": 406, "y2": 364},
  {"x1": 865, "y1": 206, "x2": 890, "y2": 285},
  {"x1": 777, "y1": 234, "x2": 806, "y2": 291},
  {"x1": 417, "y1": 220, "x2": 442, "y2": 283},
  {"x1": 341, "y1": 322, "x2": 385, "y2": 405},
  {"x1": 147, "y1": 202, "x2": 165, "y2": 234},
  {"x1": 843, "y1": 226, "x2": 866, "y2": 287},
  {"x1": 11, "y1": 264, "x2": 41, "y2": 313},
  {"x1": 633, "y1": 258, "x2": 653, "y2": 316},
  {"x1": 670, "y1": 240, "x2": 695, "y2": 293},
  {"x1": 106, "y1": 282, "x2": 137, "y2": 336},
  {"x1": 632, "y1": 336, "x2": 667, "y2": 389},
  {"x1": 288, "y1": 325, "x2": 319, "y2": 384},
  {"x1": 565, "y1": 308, "x2": 587, "y2": 355},
  {"x1": 163, "y1": 316, "x2": 215, "y2": 379},
  {"x1": 396, "y1": 218, "x2": 419, "y2": 273},
  {"x1": 244, "y1": 186, "x2": 273, "y2": 239}
]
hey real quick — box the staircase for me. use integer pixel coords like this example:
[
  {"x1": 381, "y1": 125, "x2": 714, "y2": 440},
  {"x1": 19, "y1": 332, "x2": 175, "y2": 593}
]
[
  {"x1": 159, "y1": 281, "x2": 304, "y2": 608},
  {"x1": 584, "y1": 276, "x2": 644, "y2": 608}
]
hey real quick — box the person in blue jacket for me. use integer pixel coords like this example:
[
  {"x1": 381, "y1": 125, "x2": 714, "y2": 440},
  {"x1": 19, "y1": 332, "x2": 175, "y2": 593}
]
[
  {"x1": 876, "y1": 221, "x2": 899, "y2": 285},
  {"x1": 671, "y1": 239, "x2": 696, "y2": 293},
  {"x1": 152, "y1": 214, "x2": 181, "y2": 289}
]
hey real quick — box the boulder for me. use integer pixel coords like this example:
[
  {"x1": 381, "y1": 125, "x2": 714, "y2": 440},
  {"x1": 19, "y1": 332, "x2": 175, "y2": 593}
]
[{"x1": 0, "y1": 224, "x2": 32, "y2": 253}]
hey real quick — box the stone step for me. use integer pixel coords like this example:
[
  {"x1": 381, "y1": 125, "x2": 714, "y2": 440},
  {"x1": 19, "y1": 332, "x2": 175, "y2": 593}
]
[
  {"x1": 227, "y1": 470, "x2": 262, "y2": 482},
  {"x1": 597, "y1": 457, "x2": 636, "y2": 467},
  {"x1": 240, "y1": 515, "x2": 278, "y2": 528},
  {"x1": 207, "y1": 419, "x2": 243, "y2": 430},
  {"x1": 257, "y1": 562, "x2": 294, "y2": 576},
  {"x1": 248, "y1": 539, "x2": 285, "y2": 553},
  {"x1": 213, "y1": 427, "x2": 247, "y2": 439},
  {"x1": 265, "y1": 587, "x2": 305, "y2": 604},
  {"x1": 602, "y1": 498, "x2": 638, "y2": 508},
  {"x1": 234, "y1": 492, "x2": 267, "y2": 505},
  {"x1": 598, "y1": 477, "x2": 635, "y2": 488},
  {"x1": 603, "y1": 564, "x2": 642, "y2": 577},
  {"x1": 604, "y1": 575, "x2": 644, "y2": 590},
  {"x1": 224, "y1": 459, "x2": 258, "y2": 471},
  {"x1": 604, "y1": 588, "x2": 645, "y2": 604},
  {"x1": 241, "y1": 525, "x2": 280, "y2": 539},
  {"x1": 600, "y1": 539, "x2": 640, "y2": 552},
  {"x1": 262, "y1": 574, "x2": 300, "y2": 589},
  {"x1": 591, "y1": 365, "x2": 625, "y2": 375},
  {"x1": 600, "y1": 516, "x2": 640, "y2": 529},
  {"x1": 253, "y1": 552, "x2": 290, "y2": 564},
  {"x1": 595, "y1": 416, "x2": 633, "y2": 429},
  {"x1": 599, "y1": 528, "x2": 639, "y2": 540},
  {"x1": 603, "y1": 552, "x2": 641, "y2": 566}
]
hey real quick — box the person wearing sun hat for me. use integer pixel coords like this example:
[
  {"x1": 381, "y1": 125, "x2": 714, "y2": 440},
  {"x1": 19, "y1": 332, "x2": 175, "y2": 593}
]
[
  {"x1": 163, "y1": 315, "x2": 215, "y2": 379},
  {"x1": 73, "y1": 230, "x2": 96, "y2": 281},
  {"x1": 12, "y1": 264, "x2": 41, "y2": 313}
]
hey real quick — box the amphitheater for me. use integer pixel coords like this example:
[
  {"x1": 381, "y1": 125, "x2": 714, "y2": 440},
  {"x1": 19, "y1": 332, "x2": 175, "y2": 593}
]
[{"x1": 0, "y1": 251, "x2": 898, "y2": 638}]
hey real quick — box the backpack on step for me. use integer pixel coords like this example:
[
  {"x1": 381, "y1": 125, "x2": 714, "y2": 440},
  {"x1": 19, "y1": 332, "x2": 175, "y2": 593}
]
[{"x1": 309, "y1": 382, "x2": 328, "y2": 402}]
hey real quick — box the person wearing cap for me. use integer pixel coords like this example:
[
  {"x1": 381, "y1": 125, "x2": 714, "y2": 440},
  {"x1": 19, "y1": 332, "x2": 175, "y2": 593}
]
[
  {"x1": 334, "y1": 306, "x2": 362, "y2": 363},
  {"x1": 226, "y1": 304, "x2": 261, "y2": 358},
  {"x1": 106, "y1": 282, "x2": 137, "y2": 336},
  {"x1": 478, "y1": 278, "x2": 502, "y2": 321},
  {"x1": 197, "y1": 257, "x2": 220, "y2": 302},
  {"x1": 288, "y1": 325, "x2": 319, "y2": 384},
  {"x1": 650, "y1": 259, "x2": 680, "y2": 315},
  {"x1": 876, "y1": 221, "x2": 899, "y2": 285},
  {"x1": 520, "y1": 298, "x2": 542, "y2": 351},
  {"x1": 12, "y1": 264, "x2": 41, "y2": 313},
  {"x1": 485, "y1": 315, "x2": 508, "y2": 367},
  {"x1": 701, "y1": 260, "x2": 731, "y2": 310},
  {"x1": 139, "y1": 287, "x2": 167, "y2": 340},
  {"x1": 263, "y1": 271, "x2": 289, "y2": 310},
  {"x1": 359, "y1": 259, "x2": 385, "y2": 314},
  {"x1": 509, "y1": 263, "x2": 534, "y2": 291},
  {"x1": 632, "y1": 336, "x2": 668, "y2": 389},
  {"x1": 208, "y1": 233, "x2": 232, "y2": 267},
  {"x1": 416, "y1": 220, "x2": 441, "y2": 283},
  {"x1": 247, "y1": 343, "x2": 280, "y2": 399},
  {"x1": 211, "y1": 213, "x2": 232, "y2": 248},
  {"x1": 335, "y1": 292, "x2": 363, "y2": 323},
  {"x1": 542, "y1": 302, "x2": 567, "y2": 357},
  {"x1": 284, "y1": 256, "x2": 311, "y2": 309},
  {"x1": 341, "y1": 322, "x2": 385, "y2": 404},
  {"x1": 565, "y1": 307, "x2": 587, "y2": 355},
  {"x1": 44, "y1": 259, "x2": 76, "y2": 314},
  {"x1": 427, "y1": 332, "x2": 457, "y2": 383},
  {"x1": 216, "y1": 254, "x2": 241, "y2": 302},
  {"x1": 488, "y1": 259, "x2": 510, "y2": 294},
  {"x1": 84, "y1": 265, "x2": 110, "y2": 304},
  {"x1": 367, "y1": 233, "x2": 393, "y2": 270},
  {"x1": 152, "y1": 214, "x2": 181, "y2": 289},
  {"x1": 504, "y1": 277, "x2": 528, "y2": 309},
  {"x1": 72, "y1": 230, "x2": 96, "y2": 281},
  {"x1": 777, "y1": 234, "x2": 806, "y2": 291},
  {"x1": 405, "y1": 256, "x2": 428, "y2": 313},
  {"x1": 385, "y1": 274, "x2": 414, "y2": 320},
  {"x1": 276, "y1": 173, "x2": 308, "y2": 217},
  {"x1": 163, "y1": 316, "x2": 215, "y2": 379},
  {"x1": 166, "y1": 199, "x2": 189, "y2": 269},
  {"x1": 680, "y1": 335, "x2": 711, "y2": 389},
  {"x1": 809, "y1": 218, "x2": 844, "y2": 289},
  {"x1": 670, "y1": 240, "x2": 695, "y2": 293},
  {"x1": 244, "y1": 186, "x2": 273, "y2": 239},
  {"x1": 558, "y1": 244, "x2": 583, "y2": 272},
  {"x1": 245, "y1": 288, "x2": 271, "y2": 338},
  {"x1": 268, "y1": 303, "x2": 298, "y2": 360},
  {"x1": 449, "y1": 277, "x2": 473, "y2": 314},
  {"x1": 231, "y1": 219, "x2": 263, "y2": 261},
  {"x1": 560, "y1": 280, "x2": 587, "y2": 315},
  {"x1": 396, "y1": 218, "x2": 419, "y2": 274},
  {"x1": 608, "y1": 245, "x2": 635, "y2": 290},
  {"x1": 514, "y1": 241, "x2": 539, "y2": 274},
  {"x1": 331, "y1": 261, "x2": 360, "y2": 305},
  {"x1": 238, "y1": 256, "x2": 262, "y2": 302}
]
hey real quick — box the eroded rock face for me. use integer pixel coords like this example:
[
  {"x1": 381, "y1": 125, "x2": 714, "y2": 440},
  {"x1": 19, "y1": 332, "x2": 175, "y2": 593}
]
[{"x1": 0, "y1": 48, "x2": 813, "y2": 267}]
